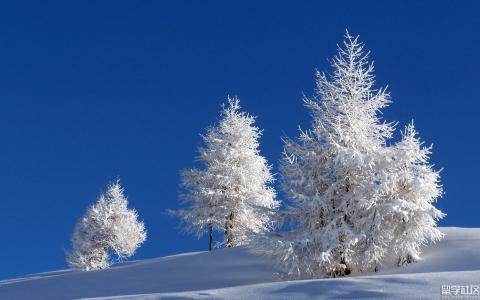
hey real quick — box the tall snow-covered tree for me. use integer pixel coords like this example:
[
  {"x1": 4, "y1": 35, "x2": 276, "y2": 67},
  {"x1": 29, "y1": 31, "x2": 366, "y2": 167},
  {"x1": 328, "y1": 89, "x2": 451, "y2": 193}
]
[
  {"x1": 172, "y1": 97, "x2": 279, "y2": 250},
  {"x1": 68, "y1": 180, "x2": 147, "y2": 271},
  {"x1": 253, "y1": 33, "x2": 444, "y2": 278}
]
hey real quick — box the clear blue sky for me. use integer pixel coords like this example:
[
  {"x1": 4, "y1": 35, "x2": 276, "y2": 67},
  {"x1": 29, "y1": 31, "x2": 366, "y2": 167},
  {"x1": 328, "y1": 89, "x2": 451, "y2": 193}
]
[{"x1": 0, "y1": 1, "x2": 478, "y2": 280}]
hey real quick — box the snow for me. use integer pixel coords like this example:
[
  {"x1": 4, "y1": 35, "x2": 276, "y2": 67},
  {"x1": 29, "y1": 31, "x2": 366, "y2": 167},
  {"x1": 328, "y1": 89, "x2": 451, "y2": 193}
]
[{"x1": 1, "y1": 227, "x2": 479, "y2": 299}]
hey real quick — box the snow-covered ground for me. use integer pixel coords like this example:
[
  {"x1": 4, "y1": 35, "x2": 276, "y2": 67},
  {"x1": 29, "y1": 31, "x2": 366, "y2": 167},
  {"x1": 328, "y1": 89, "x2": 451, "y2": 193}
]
[{"x1": 1, "y1": 227, "x2": 479, "y2": 299}]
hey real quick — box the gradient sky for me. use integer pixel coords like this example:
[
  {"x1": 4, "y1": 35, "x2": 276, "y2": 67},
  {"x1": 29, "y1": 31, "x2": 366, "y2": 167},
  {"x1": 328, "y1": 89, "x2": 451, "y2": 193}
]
[{"x1": 1, "y1": 1, "x2": 479, "y2": 280}]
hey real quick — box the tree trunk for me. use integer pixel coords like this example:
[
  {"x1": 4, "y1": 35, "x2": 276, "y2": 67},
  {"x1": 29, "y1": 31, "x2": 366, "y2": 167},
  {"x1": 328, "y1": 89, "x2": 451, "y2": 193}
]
[
  {"x1": 224, "y1": 212, "x2": 234, "y2": 248},
  {"x1": 208, "y1": 223, "x2": 213, "y2": 251}
]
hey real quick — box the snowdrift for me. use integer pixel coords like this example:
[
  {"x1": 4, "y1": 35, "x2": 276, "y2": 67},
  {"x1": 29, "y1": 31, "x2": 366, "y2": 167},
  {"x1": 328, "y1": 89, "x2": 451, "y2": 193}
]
[{"x1": 1, "y1": 227, "x2": 479, "y2": 299}]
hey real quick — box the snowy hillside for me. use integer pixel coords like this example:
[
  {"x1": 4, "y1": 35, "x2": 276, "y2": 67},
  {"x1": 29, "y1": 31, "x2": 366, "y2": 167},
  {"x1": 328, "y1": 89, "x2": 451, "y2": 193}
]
[{"x1": 1, "y1": 227, "x2": 479, "y2": 299}]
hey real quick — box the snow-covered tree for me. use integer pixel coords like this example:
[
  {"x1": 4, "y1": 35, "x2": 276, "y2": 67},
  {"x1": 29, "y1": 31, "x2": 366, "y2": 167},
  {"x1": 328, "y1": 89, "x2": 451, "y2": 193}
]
[
  {"x1": 253, "y1": 33, "x2": 444, "y2": 278},
  {"x1": 68, "y1": 180, "x2": 147, "y2": 271},
  {"x1": 172, "y1": 97, "x2": 279, "y2": 250},
  {"x1": 382, "y1": 123, "x2": 445, "y2": 266}
]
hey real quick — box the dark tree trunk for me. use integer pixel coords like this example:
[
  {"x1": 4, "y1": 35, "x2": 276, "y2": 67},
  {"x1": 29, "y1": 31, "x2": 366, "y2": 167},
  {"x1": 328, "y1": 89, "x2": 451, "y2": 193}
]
[
  {"x1": 208, "y1": 223, "x2": 213, "y2": 251},
  {"x1": 225, "y1": 212, "x2": 234, "y2": 248}
]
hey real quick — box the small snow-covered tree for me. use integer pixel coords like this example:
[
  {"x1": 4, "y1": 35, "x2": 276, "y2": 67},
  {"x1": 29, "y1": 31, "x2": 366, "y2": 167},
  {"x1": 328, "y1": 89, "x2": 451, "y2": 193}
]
[
  {"x1": 172, "y1": 97, "x2": 279, "y2": 250},
  {"x1": 382, "y1": 123, "x2": 445, "y2": 266},
  {"x1": 68, "y1": 181, "x2": 147, "y2": 271},
  {"x1": 253, "y1": 32, "x2": 444, "y2": 279},
  {"x1": 349, "y1": 122, "x2": 445, "y2": 273}
]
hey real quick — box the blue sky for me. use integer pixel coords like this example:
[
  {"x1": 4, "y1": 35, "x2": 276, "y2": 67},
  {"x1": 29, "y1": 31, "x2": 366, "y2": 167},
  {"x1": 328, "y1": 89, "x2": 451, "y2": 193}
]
[{"x1": 0, "y1": 1, "x2": 479, "y2": 280}]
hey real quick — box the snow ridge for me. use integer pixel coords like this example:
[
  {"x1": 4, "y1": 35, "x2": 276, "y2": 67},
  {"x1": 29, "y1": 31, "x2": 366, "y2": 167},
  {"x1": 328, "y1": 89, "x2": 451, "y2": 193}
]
[{"x1": 0, "y1": 227, "x2": 479, "y2": 299}]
